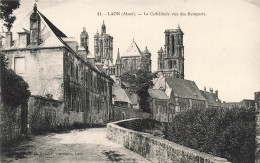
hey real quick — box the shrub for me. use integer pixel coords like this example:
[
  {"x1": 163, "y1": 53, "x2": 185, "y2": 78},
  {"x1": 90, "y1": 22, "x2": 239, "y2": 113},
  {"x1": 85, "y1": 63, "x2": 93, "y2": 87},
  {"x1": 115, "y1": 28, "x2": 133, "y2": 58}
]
[
  {"x1": 1, "y1": 54, "x2": 31, "y2": 107},
  {"x1": 165, "y1": 107, "x2": 256, "y2": 163}
]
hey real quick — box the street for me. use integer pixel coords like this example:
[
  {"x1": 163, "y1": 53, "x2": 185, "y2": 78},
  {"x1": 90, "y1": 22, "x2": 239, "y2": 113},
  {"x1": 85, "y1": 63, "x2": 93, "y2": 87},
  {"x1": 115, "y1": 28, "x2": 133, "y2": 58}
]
[{"x1": 0, "y1": 128, "x2": 150, "y2": 162}]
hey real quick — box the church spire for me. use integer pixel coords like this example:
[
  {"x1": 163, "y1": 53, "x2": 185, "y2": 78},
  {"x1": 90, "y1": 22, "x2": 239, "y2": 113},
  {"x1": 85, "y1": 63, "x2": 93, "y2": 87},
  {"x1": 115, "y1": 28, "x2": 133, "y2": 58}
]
[
  {"x1": 101, "y1": 20, "x2": 106, "y2": 34},
  {"x1": 116, "y1": 48, "x2": 121, "y2": 64}
]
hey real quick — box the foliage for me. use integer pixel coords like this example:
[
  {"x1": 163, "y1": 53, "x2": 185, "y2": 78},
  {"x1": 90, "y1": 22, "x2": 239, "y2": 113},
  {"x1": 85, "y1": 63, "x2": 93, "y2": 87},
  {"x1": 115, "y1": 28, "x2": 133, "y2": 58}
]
[
  {"x1": 165, "y1": 107, "x2": 256, "y2": 163},
  {"x1": 121, "y1": 69, "x2": 157, "y2": 112},
  {"x1": 0, "y1": 0, "x2": 20, "y2": 31},
  {"x1": 1, "y1": 54, "x2": 31, "y2": 107}
]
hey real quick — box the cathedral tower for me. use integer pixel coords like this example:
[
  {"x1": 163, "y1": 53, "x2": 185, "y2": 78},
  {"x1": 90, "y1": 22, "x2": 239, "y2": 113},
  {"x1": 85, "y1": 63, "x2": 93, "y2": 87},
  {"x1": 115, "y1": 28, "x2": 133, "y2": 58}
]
[
  {"x1": 94, "y1": 21, "x2": 113, "y2": 64},
  {"x1": 158, "y1": 25, "x2": 184, "y2": 79},
  {"x1": 30, "y1": 4, "x2": 41, "y2": 46}
]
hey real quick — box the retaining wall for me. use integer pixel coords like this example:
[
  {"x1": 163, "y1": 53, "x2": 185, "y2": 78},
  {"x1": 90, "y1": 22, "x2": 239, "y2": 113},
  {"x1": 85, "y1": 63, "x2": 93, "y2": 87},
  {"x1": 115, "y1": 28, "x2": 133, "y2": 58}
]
[
  {"x1": 113, "y1": 106, "x2": 151, "y2": 121},
  {"x1": 107, "y1": 119, "x2": 230, "y2": 163},
  {"x1": 0, "y1": 105, "x2": 21, "y2": 145},
  {"x1": 28, "y1": 96, "x2": 83, "y2": 134}
]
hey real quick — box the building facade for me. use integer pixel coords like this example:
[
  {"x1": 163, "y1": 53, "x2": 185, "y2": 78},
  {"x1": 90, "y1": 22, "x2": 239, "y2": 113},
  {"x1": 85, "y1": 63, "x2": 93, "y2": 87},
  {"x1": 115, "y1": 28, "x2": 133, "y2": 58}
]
[
  {"x1": 0, "y1": 5, "x2": 113, "y2": 126},
  {"x1": 119, "y1": 40, "x2": 151, "y2": 74},
  {"x1": 200, "y1": 88, "x2": 221, "y2": 109},
  {"x1": 157, "y1": 25, "x2": 184, "y2": 79},
  {"x1": 153, "y1": 73, "x2": 206, "y2": 114}
]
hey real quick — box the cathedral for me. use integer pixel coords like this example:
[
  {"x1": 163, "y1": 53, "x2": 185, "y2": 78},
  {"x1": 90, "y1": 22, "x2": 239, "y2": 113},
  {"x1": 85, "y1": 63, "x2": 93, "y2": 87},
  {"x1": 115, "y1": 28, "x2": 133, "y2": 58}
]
[
  {"x1": 119, "y1": 39, "x2": 152, "y2": 74},
  {"x1": 157, "y1": 25, "x2": 184, "y2": 79},
  {"x1": 88, "y1": 22, "x2": 152, "y2": 84}
]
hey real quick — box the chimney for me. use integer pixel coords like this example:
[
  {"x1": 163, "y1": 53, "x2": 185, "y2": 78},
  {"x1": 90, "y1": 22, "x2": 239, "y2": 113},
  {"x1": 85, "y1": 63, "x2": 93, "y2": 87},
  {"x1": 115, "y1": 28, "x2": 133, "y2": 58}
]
[
  {"x1": 5, "y1": 32, "x2": 12, "y2": 48},
  {"x1": 210, "y1": 88, "x2": 213, "y2": 94},
  {"x1": 18, "y1": 29, "x2": 30, "y2": 48},
  {"x1": 204, "y1": 86, "x2": 206, "y2": 92},
  {"x1": 215, "y1": 90, "x2": 218, "y2": 98},
  {"x1": 30, "y1": 4, "x2": 41, "y2": 46}
]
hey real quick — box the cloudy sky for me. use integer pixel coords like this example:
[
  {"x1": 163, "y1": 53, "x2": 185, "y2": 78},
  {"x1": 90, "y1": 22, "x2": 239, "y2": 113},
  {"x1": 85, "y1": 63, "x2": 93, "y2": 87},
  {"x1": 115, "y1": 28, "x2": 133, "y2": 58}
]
[{"x1": 2, "y1": 0, "x2": 260, "y2": 102}]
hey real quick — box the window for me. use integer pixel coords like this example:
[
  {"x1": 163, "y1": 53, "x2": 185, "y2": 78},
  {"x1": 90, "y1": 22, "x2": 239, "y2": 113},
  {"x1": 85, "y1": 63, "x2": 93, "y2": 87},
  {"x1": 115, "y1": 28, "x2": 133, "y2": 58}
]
[
  {"x1": 76, "y1": 66, "x2": 79, "y2": 82},
  {"x1": 169, "y1": 60, "x2": 173, "y2": 69},
  {"x1": 14, "y1": 57, "x2": 25, "y2": 74},
  {"x1": 70, "y1": 62, "x2": 73, "y2": 77},
  {"x1": 173, "y1": 60, "x2": 177, "y2": 68}
]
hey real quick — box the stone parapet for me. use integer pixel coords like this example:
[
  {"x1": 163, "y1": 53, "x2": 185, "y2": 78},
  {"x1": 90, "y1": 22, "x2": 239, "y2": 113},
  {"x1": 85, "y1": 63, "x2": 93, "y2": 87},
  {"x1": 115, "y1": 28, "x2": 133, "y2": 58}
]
[{"x1": 107, "y1": 119, "x2": 230, "y2": 163}]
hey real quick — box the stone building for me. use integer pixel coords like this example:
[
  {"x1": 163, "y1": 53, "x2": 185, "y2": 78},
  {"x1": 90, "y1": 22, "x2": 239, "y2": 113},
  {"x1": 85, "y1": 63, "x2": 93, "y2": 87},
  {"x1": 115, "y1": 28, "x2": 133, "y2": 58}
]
[
  {"x1": 153, "y1": 73, "x2": 206, "y2": 113},
  {"x1": 118, "y1": 39, "x2": 152, "y2": 74},
  {"x1": 157, "y1": 25, "x2": 184, "y2": 79},
  {"x1": 221, "y1": 99, "x2": 255, "y2": 109},
  {"x1": 148, "y1": 89, "x2": 172, "y2": 122},
  {"x1": 200, "y1": 87, "x2": 221, "y2": 109},
  {"x1": 0, "y1": 4, "x2": 113, "y2": 128}
]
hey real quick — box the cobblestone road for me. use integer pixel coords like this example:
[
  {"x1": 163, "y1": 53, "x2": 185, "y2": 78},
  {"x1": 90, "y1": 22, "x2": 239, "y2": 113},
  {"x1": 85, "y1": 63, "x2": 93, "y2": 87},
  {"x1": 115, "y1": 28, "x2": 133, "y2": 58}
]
[{"x1": 0, "y1": 128, "x2": 150, "y2": 162}]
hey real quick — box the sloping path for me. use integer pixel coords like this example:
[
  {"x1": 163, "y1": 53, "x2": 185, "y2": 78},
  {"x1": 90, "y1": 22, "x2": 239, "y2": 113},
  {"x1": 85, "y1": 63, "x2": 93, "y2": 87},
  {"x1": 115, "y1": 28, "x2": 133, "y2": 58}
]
[{"x1": 1, "y1": 128, "x2": 150, "y2": 162}]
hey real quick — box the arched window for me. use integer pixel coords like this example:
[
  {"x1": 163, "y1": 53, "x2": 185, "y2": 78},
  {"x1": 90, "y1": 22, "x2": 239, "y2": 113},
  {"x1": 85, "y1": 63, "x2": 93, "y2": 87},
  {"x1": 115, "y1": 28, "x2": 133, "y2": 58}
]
[
  {"x1": 169, "y1": 60, "x2": 173, "y2": 69},
  {"x1": 122, "y1": 112, "x2": 125, "y2": 120},
  {"x1": 131, "y1": 59, "x2": 137, "y2": 72},
  {"x1": 173, "y1": 60, "x2": 177, "y2": 68},
  {"x1": 172, "y1": 35, "x2": 175, "y2": 55},
  {"x1": 123, "y1": 59, "x2": 129, "y2": 71}
]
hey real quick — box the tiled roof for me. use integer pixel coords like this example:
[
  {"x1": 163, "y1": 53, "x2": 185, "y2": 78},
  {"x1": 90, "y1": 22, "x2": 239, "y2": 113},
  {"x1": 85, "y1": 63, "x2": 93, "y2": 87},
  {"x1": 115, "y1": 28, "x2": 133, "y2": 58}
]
[
  {"x1": 165, "y1": 76, "x2": 205, "y2": 101},
  {"x1": 148, "y1": 89, "x2": 168, "y2": 100},
  {"x1": 113, "y1": 86, "x2": 132, "y2": 103},
  {"x1": 121, "y1": 40, "x2": 143, "y2": 57},
  {"x1": 200, "y1": 90, "x2": 220, "y2": 106}
]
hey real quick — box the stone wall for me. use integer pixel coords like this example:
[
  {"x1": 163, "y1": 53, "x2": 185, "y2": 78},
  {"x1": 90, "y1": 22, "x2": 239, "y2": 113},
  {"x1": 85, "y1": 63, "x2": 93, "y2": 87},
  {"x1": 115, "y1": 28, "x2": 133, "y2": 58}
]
[
  {"x1": 4, "y1": 48, "x2": 64, "y2": 100},
  {"x1": 107, "y1": 119, "x2": 230, "y2": 163},
  {"x1": 28, "y1": 96, "x2": 83, "y2": 134},
  {"x1": 112, "y1": 106, "x2": 151, "y2": 121},
  {"x1": 0, "y1": 105, "x2": 22, "y2": 145}
]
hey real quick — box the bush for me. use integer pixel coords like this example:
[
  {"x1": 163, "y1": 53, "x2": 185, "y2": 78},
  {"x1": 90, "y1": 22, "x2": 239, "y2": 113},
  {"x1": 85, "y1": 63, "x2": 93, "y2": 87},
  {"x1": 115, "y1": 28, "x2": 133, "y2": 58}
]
[
  {"x1": 165, "y1": 107, "x2": 256, "y2": 163},
  {"x1": 1, "y1": 54, "x2": 31, "y2": 107}
]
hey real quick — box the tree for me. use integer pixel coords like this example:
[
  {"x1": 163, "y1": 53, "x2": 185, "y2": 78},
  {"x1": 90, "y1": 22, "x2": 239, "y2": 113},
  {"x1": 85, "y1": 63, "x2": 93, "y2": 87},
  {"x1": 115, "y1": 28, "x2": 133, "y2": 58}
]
[
  {"x1": 0, "y1": 0, "x2": 20, "y2": 31},
  {"x1": 121, "y1": 69, "x2": 157, "y2": 112},
  {"x1": 0, "y1": 54, "x2": 30, "y2": 107}
]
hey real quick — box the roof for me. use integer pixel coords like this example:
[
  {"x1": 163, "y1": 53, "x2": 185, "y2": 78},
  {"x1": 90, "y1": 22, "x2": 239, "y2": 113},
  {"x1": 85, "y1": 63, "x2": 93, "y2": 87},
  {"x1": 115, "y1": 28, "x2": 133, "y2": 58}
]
[
  {"x1": 200, "y1": 90, "x2": 220, "y2": 106},
  {"x1": 148, "y1": 89, "x2": 169, "y2": 100},
  {"x1": 96, "y1": 64, "x2": 107, "y2": 74},
  {"x1": 165, "y1": 76, "x2": 205, "y2": 101},
  {"x1": 1, "y1": 6, "x2": 113, "y2": 81},
  {"x1": 127, "y1": 92, "x2": 139, "y2": 105},
  {"x1": 121, "y1": 40, "x2": 143, "y2": 57},
  {"x1": 2, "y1": 9, "x2": 65, "y2": 50},
  {"x1": 113, "y1": 86, "x2": 132, "y2": 103},
  {"x1": 221, "y1": 99, "x2": 255, "y2": 108}
]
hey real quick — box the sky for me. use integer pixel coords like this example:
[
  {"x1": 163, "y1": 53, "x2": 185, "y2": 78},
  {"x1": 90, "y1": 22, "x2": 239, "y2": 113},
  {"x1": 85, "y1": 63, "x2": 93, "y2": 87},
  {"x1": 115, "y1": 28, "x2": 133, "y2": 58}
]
[{"x1": 1, "y1": 0, "x2": 260, "y2": 102}]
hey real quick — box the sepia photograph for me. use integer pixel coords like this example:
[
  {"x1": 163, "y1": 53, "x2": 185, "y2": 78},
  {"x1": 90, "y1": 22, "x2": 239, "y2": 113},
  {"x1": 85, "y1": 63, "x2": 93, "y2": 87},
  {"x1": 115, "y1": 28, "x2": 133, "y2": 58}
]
[{"x1": 0, "y1": 0, "x2": 260, "y2": 162}]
